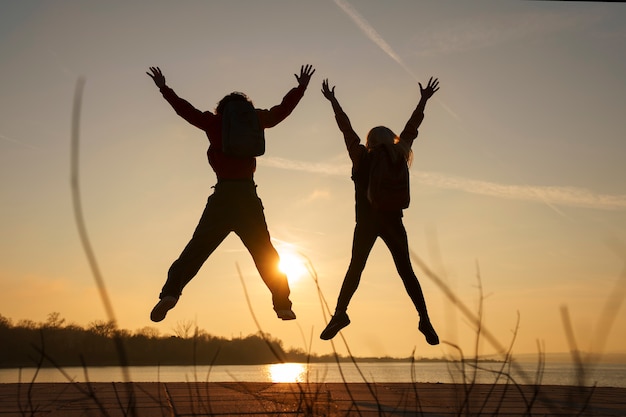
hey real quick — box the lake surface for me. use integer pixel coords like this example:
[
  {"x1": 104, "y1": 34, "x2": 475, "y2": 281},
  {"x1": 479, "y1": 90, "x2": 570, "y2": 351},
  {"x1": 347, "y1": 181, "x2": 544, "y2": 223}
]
[{"x1": 2, "y1": 362, "x2": 625, "y2": 387}]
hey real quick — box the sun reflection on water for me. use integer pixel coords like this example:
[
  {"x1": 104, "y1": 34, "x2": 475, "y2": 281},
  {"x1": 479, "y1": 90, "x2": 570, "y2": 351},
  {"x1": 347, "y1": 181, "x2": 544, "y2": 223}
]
[{"x1": 267, "y1": 363, "x2": 308, "y2": 383}]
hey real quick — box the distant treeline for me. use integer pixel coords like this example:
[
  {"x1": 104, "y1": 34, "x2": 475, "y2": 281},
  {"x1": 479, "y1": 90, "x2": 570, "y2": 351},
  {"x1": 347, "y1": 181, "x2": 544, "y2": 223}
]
[{"x1": 0, "y1": 313, "x2": 420, "y2": 368}]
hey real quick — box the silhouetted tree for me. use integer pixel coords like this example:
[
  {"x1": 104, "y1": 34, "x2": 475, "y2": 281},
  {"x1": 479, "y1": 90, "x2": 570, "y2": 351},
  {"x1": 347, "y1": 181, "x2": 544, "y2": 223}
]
[
  {"x1": 135, "y1": 326, "x2": 160, "y2": 338},
  {"x1": 172, "y1": 319, "x2": 194, "y2": 339},
  {"x1": 87, "y1": 320, "x2": 116, "y2": 337},
  {"x1": 44, "y1": 312, "x2": 66, "y2": 328},
  {"x1": 0, "y1": 313, "x2": 359, "y2": 367}
]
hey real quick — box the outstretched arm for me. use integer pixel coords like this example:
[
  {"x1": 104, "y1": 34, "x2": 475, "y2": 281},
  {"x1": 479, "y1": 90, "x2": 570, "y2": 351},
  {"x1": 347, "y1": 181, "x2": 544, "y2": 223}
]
[
  {"x1": 258, "y1": 64, "x2": 316, "y2": 128},
  {"x1": 321, "y1": 78, "x2": 342, "y2": 113},
  {"x1": 322, "y1": 79, "x2": 362, "y2": 164},
  {"x1": 147, "y1": 66, "x2": 209, "y2": 129},
  {"x1": 400, "y1": 76, "x2": 440, "y2": 143}
]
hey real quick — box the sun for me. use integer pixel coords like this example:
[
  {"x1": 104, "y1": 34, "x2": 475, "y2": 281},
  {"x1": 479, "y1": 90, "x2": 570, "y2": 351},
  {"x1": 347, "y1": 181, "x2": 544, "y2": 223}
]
[
  {"x1": 277, "y1": 246, "x2": 308, "y2": 283},
  {"x1": 267, "y1": 363, "x2": 307, "y2": 383}
]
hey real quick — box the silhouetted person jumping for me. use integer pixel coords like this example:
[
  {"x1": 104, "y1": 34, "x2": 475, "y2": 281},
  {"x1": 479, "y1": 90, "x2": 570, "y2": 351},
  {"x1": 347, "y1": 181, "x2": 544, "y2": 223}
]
[
  {"x1": 147, "y1": 64, "x2": 315, "y2": 323},
  {"x1": 320, "y1": 77, "x2": 440, "y2": 345}
]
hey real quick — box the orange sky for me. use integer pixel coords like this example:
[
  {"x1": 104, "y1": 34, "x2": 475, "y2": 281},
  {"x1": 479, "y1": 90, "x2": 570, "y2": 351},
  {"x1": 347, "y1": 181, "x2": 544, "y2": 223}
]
[{"x1": 1, "y1": 1, "x2": 625, "y2": 361}]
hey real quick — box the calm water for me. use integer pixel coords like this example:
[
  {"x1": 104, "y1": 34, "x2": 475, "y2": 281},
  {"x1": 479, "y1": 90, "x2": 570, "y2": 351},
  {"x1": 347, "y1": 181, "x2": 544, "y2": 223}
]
[{"x1": 1, "y1": 362, "x2": 625, "y2": 387}]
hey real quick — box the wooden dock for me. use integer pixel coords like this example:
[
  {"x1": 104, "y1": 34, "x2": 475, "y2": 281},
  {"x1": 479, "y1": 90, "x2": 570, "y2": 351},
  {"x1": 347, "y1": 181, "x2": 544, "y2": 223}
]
[{"x1": 1, "y1": 382, "x2": 625, "y2": 416}]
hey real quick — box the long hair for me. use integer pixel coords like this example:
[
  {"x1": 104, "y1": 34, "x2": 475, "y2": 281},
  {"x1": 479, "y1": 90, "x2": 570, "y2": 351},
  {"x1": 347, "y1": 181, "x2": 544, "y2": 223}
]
[
  {"x1": 366, "y1": 126, "x2": 413, "y2": 167},
  {"x1": 215, "y1": 91, "x2": 253, "y2": 115}
]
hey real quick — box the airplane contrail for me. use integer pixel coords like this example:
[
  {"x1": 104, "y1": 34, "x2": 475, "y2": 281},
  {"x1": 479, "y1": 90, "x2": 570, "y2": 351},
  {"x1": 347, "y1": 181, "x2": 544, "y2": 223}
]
[
  {"x1": 332, "y1": 0, "x2": 461, "y2": 122},
  {"x1": 0, "y1": 133, "x2": 38, "y2": 150},
  {"x1": 333, "y1": 0, "x2": 418, "y2": 81}
]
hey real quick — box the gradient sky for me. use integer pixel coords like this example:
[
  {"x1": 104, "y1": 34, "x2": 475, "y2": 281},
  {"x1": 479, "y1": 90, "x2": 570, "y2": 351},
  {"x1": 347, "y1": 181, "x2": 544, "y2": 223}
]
[{"x1": 1, "y1": 1, "x2": 625, "y2": 361}]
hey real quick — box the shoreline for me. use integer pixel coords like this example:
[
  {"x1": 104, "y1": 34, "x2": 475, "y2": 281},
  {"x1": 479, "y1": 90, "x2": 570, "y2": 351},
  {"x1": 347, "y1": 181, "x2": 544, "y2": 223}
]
[
  {"x1": 1, "y1": 382, "x2": 625, "y2": 416},
  {"x1": 3, "y1": 361, "x2": 625, "y2": 388}
]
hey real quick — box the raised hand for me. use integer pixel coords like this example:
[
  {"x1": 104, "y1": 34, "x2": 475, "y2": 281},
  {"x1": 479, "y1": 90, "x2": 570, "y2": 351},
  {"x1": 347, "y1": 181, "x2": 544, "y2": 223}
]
[
  {"x1": 147, "y1": 66, "x2": 166, "y2": 88},
  {"x1": 321, "y1": 79, "x2": 336, "y2": 101},
  {"x1": 295, "y1": 64, "x2": 316, "y2": 88},
  {"x1": 419, "y1": 77, "x2": 439, "y2": 100}
]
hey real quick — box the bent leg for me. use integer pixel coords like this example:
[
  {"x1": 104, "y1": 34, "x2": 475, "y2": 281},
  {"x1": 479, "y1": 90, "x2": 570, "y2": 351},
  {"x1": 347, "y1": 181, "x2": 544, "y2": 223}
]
[
  {"x1": 380, "y1": 217, "x2": 439, "y2": 344},
  {"x1": 335, "y1": 221, "x2": 378, "y2": 312},
  {"x1": 160, "y1": 195, "x2": 231, "y2": 298},
  {"x1": 235, "y1": 194, "x2": 292, "y2": 312},
  {"x1": 379, "y1": 217, "x2": 429, "y2": 316},
  {"x1": 320, "y1": 221, "x2": 377, "y2": 340}
]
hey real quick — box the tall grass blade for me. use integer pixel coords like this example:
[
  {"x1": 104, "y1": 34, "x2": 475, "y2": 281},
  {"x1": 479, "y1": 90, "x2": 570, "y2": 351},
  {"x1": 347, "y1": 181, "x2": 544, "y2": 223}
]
[{"x1": 70, "y1": 77, "x2": 136, "y2": 415}]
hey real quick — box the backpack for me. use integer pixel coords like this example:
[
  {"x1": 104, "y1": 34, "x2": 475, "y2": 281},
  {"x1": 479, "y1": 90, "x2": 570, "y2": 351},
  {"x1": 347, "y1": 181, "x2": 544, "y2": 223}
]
[
  {"x1": 367, "y1": 146, "x2": 410, "y2": 211},
  {"x1": 221, "y1": 100, "x2": 265, "y2": 158}
]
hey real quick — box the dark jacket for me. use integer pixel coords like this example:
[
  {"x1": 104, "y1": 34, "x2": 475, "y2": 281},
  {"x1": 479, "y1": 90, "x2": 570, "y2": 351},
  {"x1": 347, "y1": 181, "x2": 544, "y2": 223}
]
[
  {"x1": 331, "y1": 103, "x2": 425, "y2": 220},
  {"x1": 160, "y1": 84, "x2": 306, "y2": 180}
]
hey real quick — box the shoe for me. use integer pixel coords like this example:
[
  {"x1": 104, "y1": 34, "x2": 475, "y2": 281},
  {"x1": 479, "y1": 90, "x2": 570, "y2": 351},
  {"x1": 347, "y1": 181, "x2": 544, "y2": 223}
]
[
  {"x1": 419, "y1": 319, "x2": 439, "y2": 345},
  {"x1": 320, "y1": 311, "x2": 350, "y2": 340},
  {"x1": 276, "y1": 309, "x2": 297, "y2": 320},
  {"x1": 150, "y1": 296, "x2": 178, "y2": 322}
]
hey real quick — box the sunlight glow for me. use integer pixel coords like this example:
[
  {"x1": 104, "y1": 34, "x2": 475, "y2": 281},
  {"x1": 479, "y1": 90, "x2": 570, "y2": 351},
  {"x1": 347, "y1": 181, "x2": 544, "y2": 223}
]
[
  {"x1": 277, "y1": 246, "x2": 308, "y2": 283},
  {"x1": 267, "y1": 363, "x2": 308, "y2": 383}
]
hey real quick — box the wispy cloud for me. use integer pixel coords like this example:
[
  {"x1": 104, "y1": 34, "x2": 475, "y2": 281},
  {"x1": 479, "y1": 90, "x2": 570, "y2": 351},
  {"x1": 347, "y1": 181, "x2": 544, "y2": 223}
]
[
  {"x1": 409, "y1": 10, "x2": 601, "y2": 57},
  {"x1": 258, "y1": 156, "x2": 626, "y2": 211},
  {"x1": 259, "y1": 155, "x2": 351, "y2": 176},
  {"x1": 302, "y1": 189, "x2": 332, "y2": 204},
  {"x1": 414, "y1": 171, "x2": 626, "y2": 211}
]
